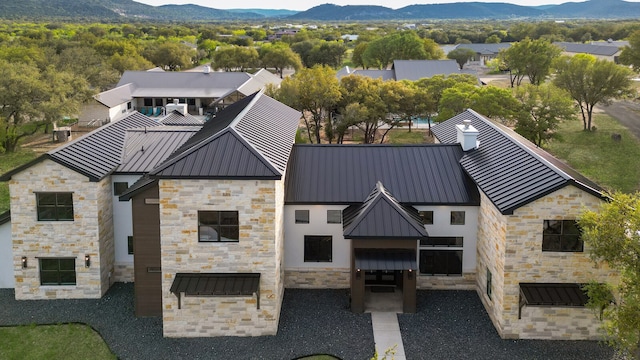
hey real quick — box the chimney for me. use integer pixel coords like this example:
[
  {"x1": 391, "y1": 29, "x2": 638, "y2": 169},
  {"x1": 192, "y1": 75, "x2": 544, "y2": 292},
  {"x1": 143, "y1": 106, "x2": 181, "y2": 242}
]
[
  {"x1": 203, "y1": 65, "x2": 211, "y2": 74},
  {"x1": 456, "y1": 119, "x2": 479, "y2": 151}
]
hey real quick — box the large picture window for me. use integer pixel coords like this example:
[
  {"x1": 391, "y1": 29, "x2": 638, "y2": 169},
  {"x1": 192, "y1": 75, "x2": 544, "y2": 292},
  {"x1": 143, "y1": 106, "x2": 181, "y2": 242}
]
[
  {"x1": 419, "y1": 250, "x2": 462, "y2": 276},
  {"x1": 40, "y1": 258, "x2": 76, "y2": 285},
  {"x1": 198, "y1": 211, "x2": 239, "y2": 242},
  {"x1": 304, "y1": 236, "x2": 332, "y2": 262},
  {"x1": 420, "y1": 237, "x2": 463, "y2": 247},
  {"x1": 36, "y1": 193, "x2": 73, "y2": 221},
  {"x1": 542, "y1": 220, "x2": 583, "y2": 252}
]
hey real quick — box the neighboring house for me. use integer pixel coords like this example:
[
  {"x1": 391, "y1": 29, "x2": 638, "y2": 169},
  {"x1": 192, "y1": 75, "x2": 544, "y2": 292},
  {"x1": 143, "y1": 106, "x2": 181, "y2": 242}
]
[
  {"x1": 337, "y1": 60, "x2": 462, "y2": 81},
  {"x1": 554, "y1": 41, "x2": 623, "y2": 62},
  {"x1": 1, "y1": 92, "x2": 616, "y2": 340},
  {"x1": 79, "y1": 67, "x2": 281, "y2": 126},
  {"x1": 453, "y1": 43, "x2": 512, "y2": 66}
]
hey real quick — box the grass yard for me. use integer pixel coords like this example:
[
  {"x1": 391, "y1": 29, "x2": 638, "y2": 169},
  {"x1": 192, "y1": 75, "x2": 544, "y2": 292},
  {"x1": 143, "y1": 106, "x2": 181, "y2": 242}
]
[
  {"x1": 0, "y1": 149, "x2": 38, "y2": 213},
  {"x1": 546, "y1": 113, "x2": 640, "y2": 193},
  {"x1": 0, "y1": 323, "x2": 116, "y2": 360},
  {"x1": 387, "y1": 129, "x2": 429, "y2": 144}
]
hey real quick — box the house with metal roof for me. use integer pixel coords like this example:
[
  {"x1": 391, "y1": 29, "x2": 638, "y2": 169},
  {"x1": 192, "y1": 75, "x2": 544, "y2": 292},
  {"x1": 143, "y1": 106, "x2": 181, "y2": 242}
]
[
  {"x1": 1, "y1": 92, "x2": 615, "y2": 340},
  {"x1": 337, "y1": 60, "x2": 463, "y2": 81},
  {"x1": 554, "y1": 41, "x2": 623, "y2": 62},
  {"x1": 451, "y1": 43, "x2": 512, "y2": 66}
]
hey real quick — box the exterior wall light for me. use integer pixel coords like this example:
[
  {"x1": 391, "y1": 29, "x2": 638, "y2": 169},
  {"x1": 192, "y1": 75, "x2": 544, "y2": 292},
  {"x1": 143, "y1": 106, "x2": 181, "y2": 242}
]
[
  {"x1": 21, "y1": 256, "x2": 27, "y2": 269},
  {"x1": 356, "y1": 268, "x2": 361, "y2": 279},
  {"x1": 84, "y1": 254, "x2": 91, "y2": 268},
  {"x1": 408, "y1": 268, "x2": 414, "y2": 280}
]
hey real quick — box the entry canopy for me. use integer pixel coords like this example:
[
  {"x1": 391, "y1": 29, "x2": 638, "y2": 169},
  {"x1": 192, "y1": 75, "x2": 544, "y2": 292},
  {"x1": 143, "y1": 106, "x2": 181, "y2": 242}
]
[{"x1": 354, "y1": 249, "x2": 417, "y2": 271}]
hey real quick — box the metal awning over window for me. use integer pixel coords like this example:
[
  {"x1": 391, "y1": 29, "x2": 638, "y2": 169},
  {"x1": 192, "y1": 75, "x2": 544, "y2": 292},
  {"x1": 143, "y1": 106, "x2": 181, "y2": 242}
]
[
  {"x1": 518, "y1": 283, "x2": 588, "y2": 319},
  {"x1": 170, "y1": 273, "x2": 260, "y2": 309},
  {"x1": 354, "y1": 249, "x2": 417, "y2": 271}
]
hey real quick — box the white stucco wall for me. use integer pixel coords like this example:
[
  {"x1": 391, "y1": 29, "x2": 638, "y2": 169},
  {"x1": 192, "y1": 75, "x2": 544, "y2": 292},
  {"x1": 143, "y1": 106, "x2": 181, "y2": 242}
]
[
  {"x1": 0, "y1": 219, "x2": 14, "y2": 288},
  {"x1": 284, "y1": 205, "x2": 350, "y2": 269},
  {"x1": 112, "y1": 174, "x2": 141, "y2": 281},
  {"x1": 108, "y1": 102, "x2": 132, "y2": 123},
  {"x1": 415, "y1": 205, "x2": 479, "y2": 274}
]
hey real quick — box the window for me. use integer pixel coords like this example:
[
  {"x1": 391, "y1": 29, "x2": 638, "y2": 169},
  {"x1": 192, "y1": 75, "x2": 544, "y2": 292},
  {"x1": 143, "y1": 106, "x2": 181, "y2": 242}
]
[
  {"x1": 486, "y1": 268, "x2": 492, "y2": 300},
  {"x1": 450, "y1": 211, "x2": 465, "y2": 225},
  {"x1": 127, "y1": 102, "x2": 132, "y2": 110},
  {"x1": 327, "y1": 210, "x2": 341, "y2": 224},
  {"x1": 419, "y1": 250, "x2": 462, "y2": 276},
  {"x1": 420, "y1": 237, "x2": 463, "y2": 247},
  {"x1": 419, "y1": 211, "x2": 434, "y2": 225},
  {"x1": 198, "y1": 211, "x2": 239, "y2": 242},
  {"x1": 36, "y1": 193, "x2": 73, "y2": 221},
  {"x1": 304, "y1": 236, "x2": 332, "y2": 262},
  {"x1": 542, "y1": 220, "x2": 583, "y2": 252},
  {"x1": 295, "y1": 210, "x2": 309, "y2": 224},
  {"x1": 127, "y1": 236, "x2": 134, "y2": 255},
  {"x1": 143, "y1": 98, "x2": 153, "y2": 106},
  {"x1": 40, "y1": 258, "x2": 76, "y2": 285},
  {"x1": 113, "y1": 182, "x2": 129, "y2": 196}
]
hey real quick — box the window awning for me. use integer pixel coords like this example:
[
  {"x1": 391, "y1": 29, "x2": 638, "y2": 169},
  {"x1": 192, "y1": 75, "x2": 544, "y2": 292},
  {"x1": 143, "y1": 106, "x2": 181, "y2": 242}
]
[
  {"x1": 518, "y1": 283, "x2": 589, "y2": 319},
  {"x1": 354, "y1": 249, "x2": 417, "y2": 271},
  {"x1": 170, "y1": 273, "x2": 260, "y2": 309}
]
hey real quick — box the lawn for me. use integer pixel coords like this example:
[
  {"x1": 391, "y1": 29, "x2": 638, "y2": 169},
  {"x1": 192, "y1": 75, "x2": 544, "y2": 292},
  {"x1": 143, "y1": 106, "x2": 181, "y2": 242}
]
[
  {"x1": 0, "y1": 149, "x2": 38, "y2": 213},
  {"x1": 545, "y1": 113, "x2": 640, "y2": 193},
  {"x1": 0, "y1": 323, "x2": 116, "y2": 360}
]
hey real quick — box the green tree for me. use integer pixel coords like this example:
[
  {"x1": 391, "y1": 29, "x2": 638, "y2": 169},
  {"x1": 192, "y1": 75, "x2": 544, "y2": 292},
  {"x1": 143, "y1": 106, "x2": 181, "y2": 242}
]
[
  {"x1": 579, "y1": 192, "x2": 640, "y2": 359},
  {"x1": 553, "y1": 54, "x2": 633, "y2": 131},
  {"x1": 485, "y1": 34, "x2": 501, "y2": 43},
  {"x1": 499, "y1": 38, "x2": 561, "y2": 86},
  {"x1": 146, "y1": 42, "x2": 196, "y2": 71},
  {"x1": 212, "y1": 46, "x2": 259, "y2": 72},
  {"x1": 308, "y1": 41, "x2": 347, "y2": 68},
  {"x1": 291, "y1": 40, "x2": 317, "y2": 68},
  {"x1": 619, "y1": 30, "x2": 640, "y2": 71},
  {"x1": 447, "y1": 48, "x2": 477, "y2": 69},
  {"x1": 513, "y1": 83, "x2": 576, "y2": 146},
  {"x1": 260, "y1": 44, "x2": 302, "y2": 78},
  {"x1": 0, "y1": 61, "x2": 92, "y2": 153},
  {"x1": 273, "y1": 65, "x2": 341, "y2": 143},
  {"x1": 362, "y1": 32, "x2": 430, "y2": 69},
  {"x1": 438, "y1": 84, "x2": 518, "y2": 122},
  {"x1": 351, "y1": 42, "x2": 368, "y2": 68}
]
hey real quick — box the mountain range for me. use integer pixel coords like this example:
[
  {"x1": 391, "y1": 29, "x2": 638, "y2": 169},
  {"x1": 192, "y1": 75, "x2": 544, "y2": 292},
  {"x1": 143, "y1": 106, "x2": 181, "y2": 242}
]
[{"x1": 1, "y1": 0, "x2": 639, "y2": 21}]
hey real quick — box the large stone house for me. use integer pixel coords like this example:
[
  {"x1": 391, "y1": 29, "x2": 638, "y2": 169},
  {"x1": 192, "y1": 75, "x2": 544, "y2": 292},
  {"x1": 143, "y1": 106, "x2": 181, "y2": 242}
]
[{"x1": 1, "y1": 93, "x2": 615, "y2": 339}]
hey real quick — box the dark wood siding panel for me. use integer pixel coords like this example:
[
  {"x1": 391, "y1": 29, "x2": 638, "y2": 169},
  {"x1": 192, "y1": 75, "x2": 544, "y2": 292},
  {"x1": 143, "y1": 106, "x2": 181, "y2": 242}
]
[{"x1": 132, "y1": 184, "x2": 162, "y2": 317}]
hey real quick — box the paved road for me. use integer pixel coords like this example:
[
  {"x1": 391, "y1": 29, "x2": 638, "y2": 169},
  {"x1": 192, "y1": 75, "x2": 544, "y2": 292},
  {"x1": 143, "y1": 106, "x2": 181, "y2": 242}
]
[{"x1": 599, "y1": 100, "x2": 640, "y2": 140}]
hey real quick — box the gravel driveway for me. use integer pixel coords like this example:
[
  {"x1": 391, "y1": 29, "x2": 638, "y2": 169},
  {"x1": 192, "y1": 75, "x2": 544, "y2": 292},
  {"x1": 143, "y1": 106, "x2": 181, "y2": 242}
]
[{"x1": 0, "y1": 284, "x2": 615, "y2": 360}]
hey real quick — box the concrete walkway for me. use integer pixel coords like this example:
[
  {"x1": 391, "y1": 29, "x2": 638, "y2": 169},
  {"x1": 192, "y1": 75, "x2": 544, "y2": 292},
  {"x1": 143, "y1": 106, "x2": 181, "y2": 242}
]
[{"x1": 371, "y1": 312, "x2": 406, "y2": 360}]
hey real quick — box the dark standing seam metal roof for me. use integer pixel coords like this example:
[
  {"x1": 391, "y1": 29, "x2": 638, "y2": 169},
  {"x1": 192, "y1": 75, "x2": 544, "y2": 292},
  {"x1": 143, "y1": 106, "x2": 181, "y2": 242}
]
[
  {"x1": 150, "y1": 91, "x2": 301, "y2": 179},
  {"x1": 554, "y1": 42, "x2": 621, "y2": 57},
  {"x1": 432, "y1": 109, "x2": 603, "y2": 215},
  {"x1": 520, "y1": 283, "x2": 589, "y2": 306},
  {"x1": 116, "y1": 127, "x2": 201, "y2": 173},
  {"x1": 343, "y1": 182, "x2": 428, "y2": 240},
  {"x1": 0, "y1": 210, "x2": 10, "y2": 225},
  {"x1": 159, "y1": 111, "x2": 204, "y2": 126},
  {"x1": 454, "y1": 43, "x2": 512, "y2": 55},
  {"x1": 0, "y1": 112, "x2": 160, "y2": 182},
  {"x1": 170, "y1": 273, "x2": 260, "y2": 296},
  {"x1": 284, "y1": 144, "x2": 480, "y2": 205},
  {"x1": 354, "y1": 249, "x2": 418, "y2": 271},
  {"x1": 392, "y1": 60, "x2": 461, "y2": 81},
  {"x1": 118, "y1": 176, "x2": 157, "y2": 202}
]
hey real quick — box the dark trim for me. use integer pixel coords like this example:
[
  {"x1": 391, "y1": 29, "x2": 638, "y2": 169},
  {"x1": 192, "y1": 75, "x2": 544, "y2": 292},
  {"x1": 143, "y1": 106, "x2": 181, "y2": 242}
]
[
  {"x1": 0, "y1": 155, "x2": 48, "y2": 181},
  {"x1": 119, "y1": 178, "x2": 158, "y2": 202},
  {"x1": 152, "y1": 175, "x2": 282, "y2": 180},
  {"x1": 518, "y1": 283, "x2": 589, "y2": 319},
  {"x1": 170, "y1": 273, "x2": 260, "y2": 310},
  {"x1": 0, "y1": 210, "x2": 10, "y2": 225}
]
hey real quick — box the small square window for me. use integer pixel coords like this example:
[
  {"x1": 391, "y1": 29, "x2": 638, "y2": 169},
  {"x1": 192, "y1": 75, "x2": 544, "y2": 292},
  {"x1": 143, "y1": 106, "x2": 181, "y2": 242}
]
[
  {"x1": 198, "y1": 211, "x2": 239, "y2": 242},
  {"x1": 304, "y1": 236, "x2": 332, "y2": 262},
  {"x1": 327, "y1": 210, "x2": 341, "y2": 224},
  {"x1": 450, "y1": 211, "x2": 465, "y2": 225},
  {"x1": 295, "y1": 210, "x2": 309, "y2": 224},
  {"x1": 113, "y1": 182, "x2": 129, "y2": 196},
  {"x1": 39, "y1": 258, "x2": 76, "y2": 285},
  {"x1": 542, "y1": 220, "x2": 583, "y2": 252},
  {"x1": 127, "y1": 236, "x2": 134, "y2": 255},
  {"x1": 36, "y1": 193, "x2": 74, "y2": 221},
  {"x1": 419, "y1": 211, "x2": 434, "y2": 225}
]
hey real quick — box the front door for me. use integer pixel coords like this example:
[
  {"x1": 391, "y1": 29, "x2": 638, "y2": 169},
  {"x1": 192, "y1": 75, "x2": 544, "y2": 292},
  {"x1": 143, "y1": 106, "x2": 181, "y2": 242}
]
[{"x1": 365, "y1": 270, "x2": 402, "y2": 288}]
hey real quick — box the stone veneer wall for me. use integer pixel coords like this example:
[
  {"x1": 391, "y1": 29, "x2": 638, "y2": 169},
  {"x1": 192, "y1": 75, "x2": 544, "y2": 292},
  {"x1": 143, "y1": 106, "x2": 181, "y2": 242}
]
[
  {"x1": 285, "y1": 268, "x2": 350, "y2": 288},
  {"x1": 417, "y1": 273, "x2": 476, "y2": 290},
  {"x1": 480, "y1": 185, "x2": 617, "y2": 340},
  {"x1": 159, "y1": 179, "x2": 283, "y2": 337},
  {"x1": 10, "y1": 160, "x2": 114, "y2": 299},
  {"x1": 113, "y1": 262, "x2": 134, "y2": 282}
]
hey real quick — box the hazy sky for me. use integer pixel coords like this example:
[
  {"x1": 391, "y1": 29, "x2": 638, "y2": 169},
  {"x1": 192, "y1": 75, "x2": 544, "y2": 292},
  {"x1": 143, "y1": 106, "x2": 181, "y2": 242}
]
[{"x1": 134, "y1": 0, "x2": 612, "y2": 11}]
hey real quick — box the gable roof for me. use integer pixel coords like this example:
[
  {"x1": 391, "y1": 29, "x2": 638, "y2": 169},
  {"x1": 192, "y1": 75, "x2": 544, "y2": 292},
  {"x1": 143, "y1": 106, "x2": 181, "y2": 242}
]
[
  {"x1": 117, "y1": 126, "x2": 201, "y2": 174},
  {"x1": 343, "y1": 182, "x2": 428, "y2": 240},
  {"x1": 94, "y1": 83, "x2": 133, "y2": 108},
  {"x1": 1, "y1": 112, "x2": 159, "y2": 182},
  {"x1": 336, "y1": 67, "x2": 396, "y2": 81},
  {"x1": 159, "y1": 110, "x2": 203, "y2": 126},
  {"x1": 454, "y1": 43, "x2": 512, "y2": 55},
  {"x1": 285, "y1": 144, "x2": 480, "y2": 205},
  {"x1": 392, "y1": 60, "x2": 460, "y2": 81},
  {"x1": 432, "y1": 109, "x2": 603, "y2": 215},
  {"x1": 554, "y1": 42, "x2": 621, "y2": 57},
  {"x1": 116, "y1": 71, "x2": 266, "y2": 99},
  {"x1": 150, "y1": 91, "x2": 301, "y2": 179}
]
